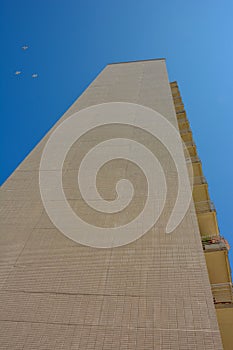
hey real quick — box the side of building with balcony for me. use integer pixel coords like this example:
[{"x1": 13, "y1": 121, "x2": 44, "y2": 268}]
[{"x1": 170, "y1": 81, "x2": 233, "y2": 350}]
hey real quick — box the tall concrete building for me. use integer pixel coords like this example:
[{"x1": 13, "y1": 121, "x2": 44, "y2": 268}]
[{"x1": 0, "y1": 59, "x2": 232, "y2": 349}]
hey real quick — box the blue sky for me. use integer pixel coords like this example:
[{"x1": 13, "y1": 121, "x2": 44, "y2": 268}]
[{"x1": 1, "y1": 0, "x2": 233, "y2": 263}]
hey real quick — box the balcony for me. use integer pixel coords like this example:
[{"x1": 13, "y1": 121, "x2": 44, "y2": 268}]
[
  {"x1": 171, "y1": 88, "x2": 179, "y2": 96},
  {"x1": 186, "y1": 155, "x2": 200, "y2": 163},
  {"x1": 176, "y1": 111, "x2": 186, "y2": 118},
  {"x1": 175, "y1": 104, "x2": 185, "y2": 113},
  {"x1": 171, "y1": 91, "x2": 180, "y2": 97},
  {"x1": 195, "y1": 200, "x2": 215, "y2": 213},
  {"x1": 180, "y1": 128, "x2": 192, "y2": 135},
  {"x1": 170, "y1": 81, "x2": 178, "y2": 88},
  {"x1": 193, "y1": 176, "x2": 207, "y2": 185},
  {"x1": 184, "y1": 141, "x2": 195, "y2": 147},
  {"x1": 173, "y1": 97, "x2": 182, "y2": 105},
  {"x1": 178, "y1": 117, "x2": 187, "y2": 124},
  {"x1": 202, "y1": 235, "x2": 230, "y2": 251},
  {"x1": 176, "y1": 110, "x2": 186, "y2": 115},
  {"x1": 211, "y1": 282, "x2": 233, "y2": 304}
]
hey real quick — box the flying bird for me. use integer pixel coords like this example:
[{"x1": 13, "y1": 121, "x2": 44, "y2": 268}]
[
  {"x1": 15, "y1": 71, "x2": 22, "y2": 75},
  {"x1": 32, "y1": 73, "x2": 38, "y2": 78},
  {"x1": 21, "y1": 45, "x2": 29, "y2": 50}
]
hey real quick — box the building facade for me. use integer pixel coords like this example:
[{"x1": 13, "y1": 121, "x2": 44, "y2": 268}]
[{"x1": 0, "y1": 59, "x2": 232, "y2": 349}]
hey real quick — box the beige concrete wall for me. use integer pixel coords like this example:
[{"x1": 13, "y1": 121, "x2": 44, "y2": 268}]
[{"x1": 0, "y1": 60, "x2": 223, "y2": 349}]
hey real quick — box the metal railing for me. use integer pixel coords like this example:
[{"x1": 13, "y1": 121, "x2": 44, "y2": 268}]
[
  {"x1": 202, "y1": 235, "x2": 230, "y2": 251},
  {"x1": 195, "y1": 200, "x2": 215, "y2": 213}
]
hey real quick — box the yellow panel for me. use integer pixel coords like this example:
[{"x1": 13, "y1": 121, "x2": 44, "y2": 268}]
[
  {"x1": 170, "y1": 81, "x2": 177, "y2": 87},
  {"x1": 197, "y1": 211, "x2": 219, "y2": 236},
  {"x1": 205, "y1": 250, "x2": 231, "y2": 284},
  {"x1": 216, "y1": 306, "x2": 233, "y2": 350},
  {"x1": 176, "y1": 104, "x2": 184, "y2": 113},
  {"x1": 192, "y1": 162, "x2": 203, "y2": 177},
  {"x1": 179, "y1": 121, "x2": 189, "y2": 130},
  {"x1": 181, "y1": 132, "x2": 192, "y2": 142},
  {"x1": 176, "y1": 111, "x2": 186, "y2": 120},
  {"x1": 174, "y1": 97, "x2": 182, "y2": 105},
  {"x1": 193, "y1": 184, "x2": 210, "y2": 202},
  {"x1": 171, "y1": 87, "x2": 179, "y2": 94},
  {"x1": 187, "y1": 145, "x2": 197, "y2": 157}
]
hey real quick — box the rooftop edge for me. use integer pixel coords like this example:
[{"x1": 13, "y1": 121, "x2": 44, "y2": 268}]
[{"x1": 107, "y1": 58, "x2": 166, "y2": 66}]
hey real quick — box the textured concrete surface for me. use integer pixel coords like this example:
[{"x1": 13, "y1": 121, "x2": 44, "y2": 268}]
[{"x1": 0, "y1": 60, "x2": 223, "y2": 349}]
